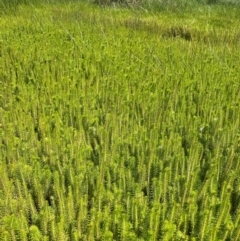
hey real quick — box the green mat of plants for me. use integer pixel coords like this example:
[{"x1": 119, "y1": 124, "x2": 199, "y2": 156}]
[{"x1": 0, "y1": 1, "x2": 240, "y2": 240}]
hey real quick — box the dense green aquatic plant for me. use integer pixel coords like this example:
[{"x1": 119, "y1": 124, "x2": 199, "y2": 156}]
[{"x1": 0, "y1": 1, "x2": 240, "y2": 240}]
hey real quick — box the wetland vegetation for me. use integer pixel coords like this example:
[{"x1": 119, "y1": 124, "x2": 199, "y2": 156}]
[{"x1": 0, "y1": 0, "x2": 240, "y2": 240}]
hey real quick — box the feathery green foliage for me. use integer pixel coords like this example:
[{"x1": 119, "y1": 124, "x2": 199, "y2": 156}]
[{"x1": 0, "y1": 1, "x2": 240, "y2": 240}]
